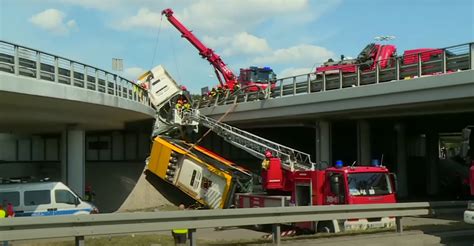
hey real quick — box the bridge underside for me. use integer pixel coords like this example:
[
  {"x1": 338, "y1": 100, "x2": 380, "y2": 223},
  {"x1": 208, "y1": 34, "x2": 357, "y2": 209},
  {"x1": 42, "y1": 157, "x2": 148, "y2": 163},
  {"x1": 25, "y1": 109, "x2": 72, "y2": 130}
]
[
  {"x1": 198, "y1": 111, "x2": 474, "y2": 200},
  {"x1": 0, "y1": 90, "x2": 153, "y2": 133}
]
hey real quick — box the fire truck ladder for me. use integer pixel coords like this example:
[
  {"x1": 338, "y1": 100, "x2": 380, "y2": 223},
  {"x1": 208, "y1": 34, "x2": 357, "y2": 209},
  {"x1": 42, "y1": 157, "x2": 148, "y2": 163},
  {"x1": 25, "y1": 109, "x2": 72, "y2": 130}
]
[{"x1": 189, "y1": 110, "x2": 315, "y2": 172}]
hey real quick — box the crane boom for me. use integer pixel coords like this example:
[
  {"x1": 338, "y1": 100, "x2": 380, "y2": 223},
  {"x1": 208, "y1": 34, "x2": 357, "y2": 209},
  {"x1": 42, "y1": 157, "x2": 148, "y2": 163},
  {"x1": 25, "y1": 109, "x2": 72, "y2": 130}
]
[{"x1": 162, "y1": 8, "x2": 237, "y2": 88}]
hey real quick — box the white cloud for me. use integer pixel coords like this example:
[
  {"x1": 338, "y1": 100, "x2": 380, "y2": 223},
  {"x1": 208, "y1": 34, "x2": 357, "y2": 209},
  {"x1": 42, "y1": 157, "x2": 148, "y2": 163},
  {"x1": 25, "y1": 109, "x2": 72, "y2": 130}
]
[
  {"x1": 108, "y1": 0, "x2": 310, "y2": 34},
  {"x1": 58, "y1": 0, "x2": 180, "y2": 11},
  {"x1": 202, "y1": 32, "x2": 271, "y2": 56},
  {"x1": 114, "y1": 8, "x2": 162, "y2": 30},
  {"x1": 179, "y1": 0, "x2": 308, "y2": 33},
  {"x1": 124, "y1": 67, "x2": 146, "y2": 80},
  {"x1": 279, "y1": 67, "x2": 315, "y2": 78},
  {"x1": 56, "y1": 0, "x2": 341, "y2": 35},
  {"x1": 58, "y1": 0, "x2": 123, "y2": 11},
  {"x1": 252, "y1": 44, "x2": 335, "y2": 65},
  {"x1": 29, "y1": 9, "x2": 76, "y2": 35}
]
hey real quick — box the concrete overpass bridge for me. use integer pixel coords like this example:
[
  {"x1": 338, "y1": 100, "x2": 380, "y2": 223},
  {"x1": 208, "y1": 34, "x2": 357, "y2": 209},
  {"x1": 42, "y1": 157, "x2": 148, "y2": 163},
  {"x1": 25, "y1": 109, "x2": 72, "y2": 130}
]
[
  {"x1": 1, "y1": 39, "x2": 473, "y2": 209},
  {"x1": 198, "y1": 42, "x2": 474, "y2": 200},
  {"x1": 0, "y1": 40, "x2": 155, "y2": 210}
]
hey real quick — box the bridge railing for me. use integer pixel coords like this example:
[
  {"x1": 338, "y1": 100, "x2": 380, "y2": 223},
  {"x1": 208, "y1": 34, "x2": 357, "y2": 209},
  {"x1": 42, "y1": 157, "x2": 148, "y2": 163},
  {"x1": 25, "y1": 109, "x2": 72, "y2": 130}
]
[
  {"x1": 0, "y1": 40, "x2": 150, "y2": 107},
  {"x1": 198, "y1": 42, "x2": 473, "y2": 108},
  {"x1": 0, "y1": 202, "x2": 430, "y2": 246}
]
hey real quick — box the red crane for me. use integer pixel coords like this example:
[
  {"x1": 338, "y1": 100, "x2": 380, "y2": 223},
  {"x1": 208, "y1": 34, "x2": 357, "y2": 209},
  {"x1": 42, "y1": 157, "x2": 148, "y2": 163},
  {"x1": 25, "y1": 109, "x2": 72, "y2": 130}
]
[
  {"x1": 162, "y1": 8, "x2": 276, "y2": 92},
  {"x1": 162, "y1": 8, "x2": 237, "y2": 89}
]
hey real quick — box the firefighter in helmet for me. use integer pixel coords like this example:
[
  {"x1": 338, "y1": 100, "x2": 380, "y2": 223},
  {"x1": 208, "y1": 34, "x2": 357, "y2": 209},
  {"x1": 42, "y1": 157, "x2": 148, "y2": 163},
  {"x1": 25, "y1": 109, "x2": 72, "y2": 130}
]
[
  {"x1": 209, "y1": 88, "x2": 217, "y2": 98},
  {"x1": 261, "y1": 150, "x2": 273, "y2": 170},
  {"x1": 216, "y1": 86, "x2": 224, "y2": 97},
  {"x1": 183, "y1": 98, "x2": 191, "y2": 112},
  {"x1": 233, "y1": 83, "x2": 241, "y2": 93},
  {"x1": 176, "y1": 97, "x2": 184, "y2": 112}
]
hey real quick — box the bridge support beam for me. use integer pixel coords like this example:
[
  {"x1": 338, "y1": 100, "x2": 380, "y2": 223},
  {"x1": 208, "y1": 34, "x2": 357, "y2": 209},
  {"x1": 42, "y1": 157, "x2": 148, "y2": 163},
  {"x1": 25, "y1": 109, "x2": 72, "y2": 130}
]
[
  {"x1": 426, "y1": 131, "x2": 439, "y2": 196},
  {"x1": 61, "y1": 128, "x2": 85, "y2": 196},
  {"x1": 357, "y1": 120, "x2": 371, "y2": 165},
  {"x1": 315, "y1": 120, "x2": 332, "y2": 165},
  {"x1": 395, "y1": 123, "x2": 408, "y2": 198}
]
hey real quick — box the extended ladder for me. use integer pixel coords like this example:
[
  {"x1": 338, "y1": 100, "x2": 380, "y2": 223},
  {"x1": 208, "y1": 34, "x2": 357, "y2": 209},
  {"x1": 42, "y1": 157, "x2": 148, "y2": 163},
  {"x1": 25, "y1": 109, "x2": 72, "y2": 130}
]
[{"x1": 187, "y1": 110, "x2": 314, "y2": 172}]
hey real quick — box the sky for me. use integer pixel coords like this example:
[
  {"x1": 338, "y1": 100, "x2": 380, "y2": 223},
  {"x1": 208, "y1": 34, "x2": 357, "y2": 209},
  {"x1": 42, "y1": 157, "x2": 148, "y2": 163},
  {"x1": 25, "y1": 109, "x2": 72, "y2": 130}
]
[{"x1": 1, "y1": 0, "x2": 473, "y2": 93}]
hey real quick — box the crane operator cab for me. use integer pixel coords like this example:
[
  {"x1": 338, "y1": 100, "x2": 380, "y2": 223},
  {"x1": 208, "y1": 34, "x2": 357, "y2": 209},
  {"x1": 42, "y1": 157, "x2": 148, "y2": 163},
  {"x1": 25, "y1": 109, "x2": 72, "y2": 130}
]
[{"x1": 238, "y1": 66, "x2": 276, "y2": 92}]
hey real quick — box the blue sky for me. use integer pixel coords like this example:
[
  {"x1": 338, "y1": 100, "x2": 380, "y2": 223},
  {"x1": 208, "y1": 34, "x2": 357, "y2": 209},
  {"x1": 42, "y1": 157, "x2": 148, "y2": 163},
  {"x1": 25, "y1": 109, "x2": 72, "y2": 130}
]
[{"x1": 1, "y1": 0, "x2": 473, "y2": 93}]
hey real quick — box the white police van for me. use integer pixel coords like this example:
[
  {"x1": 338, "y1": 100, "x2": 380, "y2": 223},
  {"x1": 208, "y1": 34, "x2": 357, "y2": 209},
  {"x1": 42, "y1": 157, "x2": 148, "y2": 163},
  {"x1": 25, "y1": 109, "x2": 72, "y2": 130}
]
[{"x1": 0, "y1": 182, "x2": 98, "y2": 216}]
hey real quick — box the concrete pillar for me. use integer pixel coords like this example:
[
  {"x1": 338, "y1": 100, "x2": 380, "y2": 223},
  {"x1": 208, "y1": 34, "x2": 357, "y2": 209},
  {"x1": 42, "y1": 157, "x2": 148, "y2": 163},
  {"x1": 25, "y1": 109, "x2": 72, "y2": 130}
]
[
  {"x1": 357, "y1": 120, "x2": 371, "y2": 165},
  {"x1": 61, "y1": 132, "x2": 67, "y2": 184},
  {"x1": 61, "y1": 128, "x2": 85, "y2": 196},
  {"x1": 315, "y1": 120, "x2": 332, "y2": 165},
  {"x1": 426, "y1": 131, "x2": 439, "y2": 196},
  {"x1": 395, "y1": 123, "x2": 408, "y2": 198}
]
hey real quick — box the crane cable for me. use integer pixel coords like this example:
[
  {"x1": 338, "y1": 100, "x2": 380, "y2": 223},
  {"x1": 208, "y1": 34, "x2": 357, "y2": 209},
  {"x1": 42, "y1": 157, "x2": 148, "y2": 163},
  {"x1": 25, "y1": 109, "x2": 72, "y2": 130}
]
[
  {"x1": 169, "y1": 33, "x2": 183, "y2": 83},
  {"x1": 149, "y1": 15, "x2": 163, "y2": 69}
]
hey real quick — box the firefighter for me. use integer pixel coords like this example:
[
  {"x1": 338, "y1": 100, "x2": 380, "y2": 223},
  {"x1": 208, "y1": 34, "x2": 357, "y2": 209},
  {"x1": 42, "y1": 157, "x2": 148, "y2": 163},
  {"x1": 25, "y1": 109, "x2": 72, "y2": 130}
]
[
  {"x1": 233, "y1": 83, "x2": 240, "y2": 93},
  {"x1": 216, "y1": 86, "x2": 224, "y2": 97},
  {"x1": 84, "y1": 185, "x2": 96, "y2": 203},
  {"x1": 261, "y1": 150, "x2": 272, "y2": 170},
  {"x1": 180, "y1": 85, "x2": 191, "y2": 100},
  {"x1": 176, "y1": 98, "x2": 184, "y2": 111},
  {"x1": 0, "y1": 205, "x2": 5, "y2": 218},
  {"x1": 0, "y1": 205, "x2": 6, "y2": 246},
  {"x1": 183, "y1": 98, "x2": 191, "y2": 112},
  {"x1": 209, "y1": 88, "x2": 217, "y2": 98},
  {"x1": 172, "y1": 204, "x2": 188, "y2": 246},
  {"x1": 6, "y1": 203, "x2": 14, "y2": 218}
]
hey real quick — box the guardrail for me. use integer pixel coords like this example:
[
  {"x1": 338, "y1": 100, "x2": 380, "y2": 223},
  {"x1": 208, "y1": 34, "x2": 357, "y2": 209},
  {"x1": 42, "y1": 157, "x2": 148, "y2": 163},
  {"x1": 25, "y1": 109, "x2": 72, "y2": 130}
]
[
  {"x1": 0, "y1": 40, "x2": 150, "y2": 107},
  {"x1": 198, "y1": 42, "x2": 474, "y2": 108},
  {"x1": 0, "y1": 202, "x2": 430, "y2": 246},
  {"x1": 429, "y1": 200, "x2": 468, "y2": 216}
]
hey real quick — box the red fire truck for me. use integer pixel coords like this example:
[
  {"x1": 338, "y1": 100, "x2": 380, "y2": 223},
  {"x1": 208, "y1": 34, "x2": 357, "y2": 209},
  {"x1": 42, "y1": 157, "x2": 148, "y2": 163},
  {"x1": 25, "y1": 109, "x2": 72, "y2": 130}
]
[
  {"x1": 463, "y1": 127, "x2": 474, "y2": 224},
  {"x1": 316, "y1": 43, "x2": 443, "y2": 75},
  {"x1": 238, "y1": 159, "x2": 396, "y2": 232}
]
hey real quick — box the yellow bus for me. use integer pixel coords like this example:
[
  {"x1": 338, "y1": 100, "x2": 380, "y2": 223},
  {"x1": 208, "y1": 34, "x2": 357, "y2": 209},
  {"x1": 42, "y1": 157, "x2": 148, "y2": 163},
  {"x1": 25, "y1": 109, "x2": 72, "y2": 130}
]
[{"x1": 147, "y1": 136, "x2": 252, "y2": 209}]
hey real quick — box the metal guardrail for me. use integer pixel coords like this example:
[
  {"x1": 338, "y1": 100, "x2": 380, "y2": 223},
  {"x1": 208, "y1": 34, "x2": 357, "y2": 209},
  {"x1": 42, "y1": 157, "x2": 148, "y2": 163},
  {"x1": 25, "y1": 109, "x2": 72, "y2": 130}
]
[
  {"x1": 0, "y1": 40, "x2": 151, "y2": 107},
  {"x1": 198, "y1": 42, "x2": 474, "y2": 108},
  {"x1": 429, "y1": 200, "x2": 468, "y2": 216},
  {"x1": 0, "y1": 202, "x2": 430, "y2": 245}
]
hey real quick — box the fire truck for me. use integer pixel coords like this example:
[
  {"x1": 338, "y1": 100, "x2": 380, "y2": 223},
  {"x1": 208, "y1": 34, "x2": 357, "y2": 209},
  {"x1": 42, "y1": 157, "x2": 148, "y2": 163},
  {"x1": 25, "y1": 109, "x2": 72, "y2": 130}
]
[
  {"x1": 462, "y1": 126, "x2": 474, "y2": 224},
  {"x1": 161, "y1": 8, "x2": 276, "y2": 93},
  {"x1": 315, "y1": 43, "x2": 444, "y2": 88},
  {"x1": 141, "y1": 63, "x2": 397, "y2": 233}
]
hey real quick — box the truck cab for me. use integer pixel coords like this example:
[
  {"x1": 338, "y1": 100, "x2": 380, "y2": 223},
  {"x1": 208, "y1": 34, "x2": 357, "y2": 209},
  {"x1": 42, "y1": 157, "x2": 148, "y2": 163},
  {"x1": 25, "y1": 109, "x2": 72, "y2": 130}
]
[
  {"x1": 238, "y1": 66, "x2": 276, "y2": 92},
  {"x1": 323, "y1": 166, "x2": 396, "y2": 205},
  {"x1": 290, "y1": 164, "x2": 396, "y2": 232}
]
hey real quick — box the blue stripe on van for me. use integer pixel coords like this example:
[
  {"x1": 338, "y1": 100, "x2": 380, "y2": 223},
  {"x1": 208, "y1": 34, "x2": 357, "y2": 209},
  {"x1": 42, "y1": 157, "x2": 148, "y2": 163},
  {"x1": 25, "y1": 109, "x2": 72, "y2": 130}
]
[{"x1": 15, "y1": 208, "x2": 92, "y2": 217}]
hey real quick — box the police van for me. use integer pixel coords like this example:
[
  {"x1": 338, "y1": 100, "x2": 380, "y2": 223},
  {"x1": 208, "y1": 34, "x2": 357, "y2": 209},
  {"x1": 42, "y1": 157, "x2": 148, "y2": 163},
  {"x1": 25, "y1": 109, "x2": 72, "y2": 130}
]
[{"x1": 0, "y1": 182, "x2": 98, "y2": 216}]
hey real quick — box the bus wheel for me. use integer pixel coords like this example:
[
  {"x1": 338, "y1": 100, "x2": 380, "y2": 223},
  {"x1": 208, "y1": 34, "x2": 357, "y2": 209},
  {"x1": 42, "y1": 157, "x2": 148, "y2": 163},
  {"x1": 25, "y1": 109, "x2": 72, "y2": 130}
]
[{"x1": 316, "y1": 221, "x2": 335, "y2": 233}]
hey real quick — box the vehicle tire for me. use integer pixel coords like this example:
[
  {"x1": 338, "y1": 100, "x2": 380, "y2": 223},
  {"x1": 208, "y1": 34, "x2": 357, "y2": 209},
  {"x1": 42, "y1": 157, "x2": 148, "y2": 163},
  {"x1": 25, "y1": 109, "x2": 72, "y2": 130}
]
[
  {"x1": 316, "y1": 221, "x2": 335, "y2": 233},
  {"x1": 252, "y1": 223, "x2": 272, "y2": 232}
]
